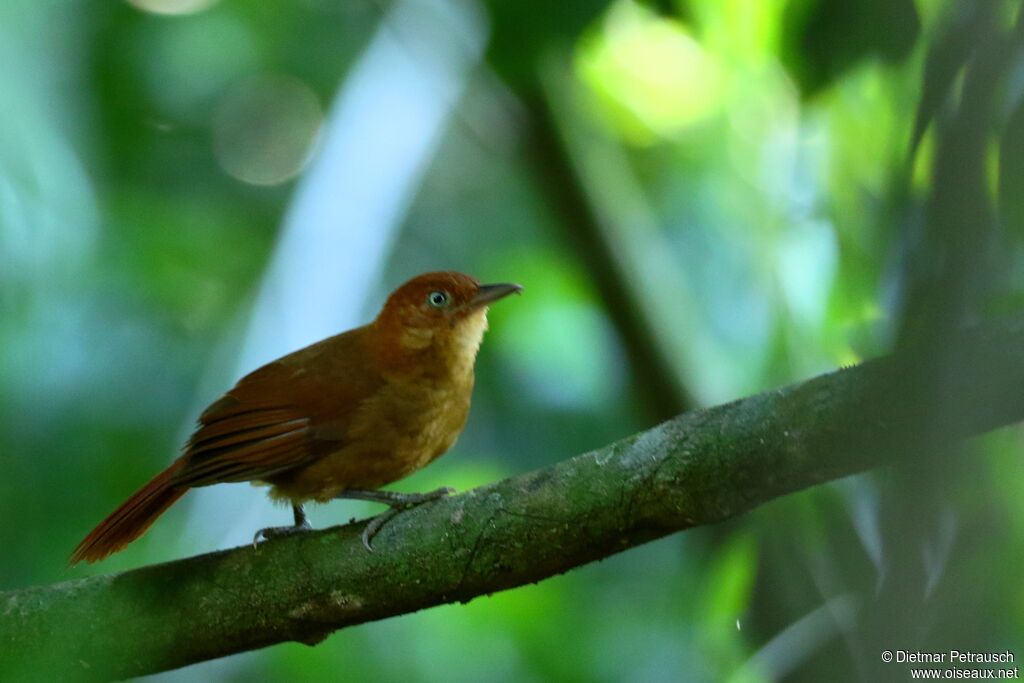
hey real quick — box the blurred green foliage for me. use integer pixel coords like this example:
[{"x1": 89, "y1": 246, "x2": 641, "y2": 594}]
[{"x1": 2, "y1": 0, "x2": 1023, "y2": 681}]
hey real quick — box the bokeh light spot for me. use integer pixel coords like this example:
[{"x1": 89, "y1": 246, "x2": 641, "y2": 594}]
[
  {"x1": 138, "y1": 12, "x2": 258, "y2": 123},
  {"x1": 213, "y1": 75, "x2": 323, "y2": 186},
  {"x1": 577, "y1": 0, "x2": 723, "y2": 144},
  {"x1": 128, "y1": 0, "x2": 220, "y2": 16}
]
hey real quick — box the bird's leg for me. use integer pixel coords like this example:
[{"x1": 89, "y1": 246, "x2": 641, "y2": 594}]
[
  {"x1": 252, "y1": 503, "x2": 312, "y2": 549},
  {"x1": 336, "y1": 487, "x2": 455, "y2": 551}
]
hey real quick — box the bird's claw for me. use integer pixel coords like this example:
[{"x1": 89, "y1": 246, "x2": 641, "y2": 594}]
[
  {"x1": 361, "y1": 509, "x2": 399, "y2": 551},
  {"x1": 251, "y1": 520, "x2": 312, "y2": 550},
  {"x1": 360, "y1": 486, "x2": 455, "y2": 551}
]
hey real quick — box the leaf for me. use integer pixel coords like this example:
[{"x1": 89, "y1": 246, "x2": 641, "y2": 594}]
[
  {"x1": 484, "y1": 0, "x2": 615, "y2": 87},
  {"x1": 699, "y1": 534, "x2": 758, "y2": 627},
  {"x1": 635, "y1": 0, "x2": 680, "y2": 18},
  {"x1": 999, "y1": 95, "x2": 1024, "y2": 236},
  {"x1": 910, "y1": 0, "x2": 997, "y2": 157},
  {"x1": 781, "y1": 0, "x2": 921, "y2": 95}
]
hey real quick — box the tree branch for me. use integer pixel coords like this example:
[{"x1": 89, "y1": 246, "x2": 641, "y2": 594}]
[{"x1": 4, "y1": 315, "x2": 1024, "y2": 681}]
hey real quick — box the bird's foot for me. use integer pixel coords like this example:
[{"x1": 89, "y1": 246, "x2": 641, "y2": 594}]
[
  {"x1": 337, "y1": 487, "x2": 455, "y2": 551},
  {"x1": 252, "y1": 521, "x2": 312, "y2": 548},
  {"x1": 361, "y1": 509, "x2": 400, "y2": 551},
  {"x1": 252, "y1": 504, "x2": 311, "y2": 549}
]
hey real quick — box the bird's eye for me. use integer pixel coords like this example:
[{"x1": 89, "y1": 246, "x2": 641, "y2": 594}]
[{"x1": 427, "y1": 290, "x2": 449, "y2": 308}]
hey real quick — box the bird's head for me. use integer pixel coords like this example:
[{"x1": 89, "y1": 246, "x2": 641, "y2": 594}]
[{"x1": 372, "y1": 271, "x2": 521, "y2": 377}]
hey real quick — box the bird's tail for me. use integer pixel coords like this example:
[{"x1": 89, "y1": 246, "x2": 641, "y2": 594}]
[{"x1": 70, "y1": 460, "x2": 188, "y2": 565}]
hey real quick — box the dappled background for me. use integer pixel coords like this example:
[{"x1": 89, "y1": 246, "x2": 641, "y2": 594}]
[{"x1": 2, "y1": 0, "x2": 1023, "y2": 681}]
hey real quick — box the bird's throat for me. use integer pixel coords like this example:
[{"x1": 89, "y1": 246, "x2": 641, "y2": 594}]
[
  {"x1": 444, "y1": 308, "x2": 489, "y2": 377},
  {"x1": 381, "y1": 308, "x2": 489, "y2": 380}
]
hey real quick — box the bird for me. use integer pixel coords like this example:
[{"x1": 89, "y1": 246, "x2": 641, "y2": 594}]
[{"x1": 70, "y1": 271, "x2": 522, "y2": 564}]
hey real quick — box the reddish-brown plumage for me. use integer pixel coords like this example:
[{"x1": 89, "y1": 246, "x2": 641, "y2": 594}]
[{"x1": 70, "y1": 271, "x2": 521, "y2": 564}]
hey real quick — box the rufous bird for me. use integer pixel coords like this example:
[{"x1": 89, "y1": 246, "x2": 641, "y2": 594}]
[{"x1": 70, "y1": 271, "x2": 521, "y2": 564}]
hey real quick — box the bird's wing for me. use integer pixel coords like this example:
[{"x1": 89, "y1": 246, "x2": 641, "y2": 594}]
[
  {"x1": 171, "y1": 327, "x2": 382, "y2": 488},
  {"x1": 172, "y1": 395, "x2": 317, "y2": 486}
]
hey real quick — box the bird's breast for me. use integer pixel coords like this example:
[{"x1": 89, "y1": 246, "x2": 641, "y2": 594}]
[
  {"x1": 357, "y1": 376, "x2": 472, "y2": 466},
  {"x1": 271, "y1": 372, "x2": 474, "y2": 502}
]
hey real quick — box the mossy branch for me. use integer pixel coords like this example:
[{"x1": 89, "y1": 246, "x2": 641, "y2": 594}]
[{"x1": 4, "y1": 316, "x2": 1024, "y2": 681}]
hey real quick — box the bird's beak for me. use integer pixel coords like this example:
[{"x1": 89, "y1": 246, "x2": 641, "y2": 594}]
[{"x1": 469, "y1": 282, "x2": 523, "y2": 309}]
